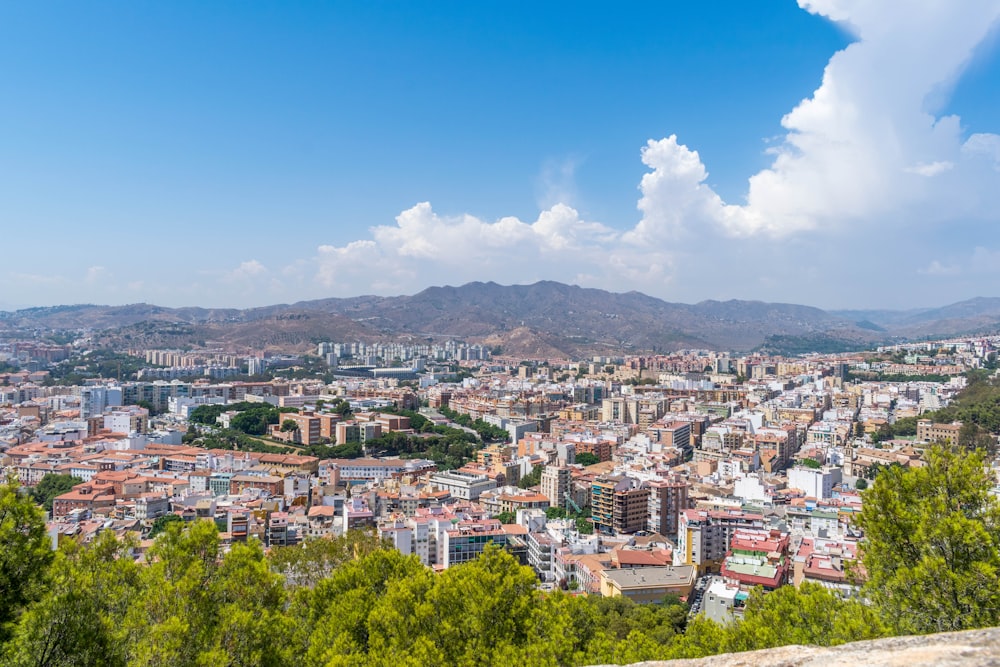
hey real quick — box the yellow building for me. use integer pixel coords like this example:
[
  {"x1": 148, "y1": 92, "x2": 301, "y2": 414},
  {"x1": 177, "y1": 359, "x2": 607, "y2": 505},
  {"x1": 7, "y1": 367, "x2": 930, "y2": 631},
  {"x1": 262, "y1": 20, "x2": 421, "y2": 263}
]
[{"x1": 599, "y1": 565, "x2": 696, "y2": 603}]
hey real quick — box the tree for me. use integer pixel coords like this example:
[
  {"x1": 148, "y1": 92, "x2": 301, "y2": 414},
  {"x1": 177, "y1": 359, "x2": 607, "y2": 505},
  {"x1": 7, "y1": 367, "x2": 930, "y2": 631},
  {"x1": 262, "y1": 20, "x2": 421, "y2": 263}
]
[
  {"x1": 722, "y1": 583, "x2": 885, "y2": 652},
  {"x1": 0, "y1": 476, "x2": 54, "y2": 644},
  {"x1": 182, "y1": 425, "x2": 199, "y2": 444},
  {"x1": 280, "y1": 419, "x2": 299, "y2": 433},
  {"x1": 958, "y1": 421, "x2": 997, "y2": 457},
  {"x1": 575, "y1": 452, "x2": 600, "y2": 467},
  {"x1": 4, "y1": 531, "x2": 141, "y2": 667},
  {"x1": 494, "y1": 511, "x2": 516, "y2": 525},
  {"x1": 855, "y1": 478, "x2": 868, "y2": 490},
  {"x1": 269, "y1": 531, "x2": 390, "y2": 589},
  {"x1": 200, "y1": 539, "x2": 295, "y2": 666},
  {"x1": 148, "y1": 514, "x2": 183, "y2": 538},
  {"x1": 858, "y1": 444, "x2": 1000, "y2": 634},
  {"x1": 518, "y1": 465, "x2": 543, "y2": 489},
  {"x1": 30, "y1": 474, "x2": 82, "y2": 512}
]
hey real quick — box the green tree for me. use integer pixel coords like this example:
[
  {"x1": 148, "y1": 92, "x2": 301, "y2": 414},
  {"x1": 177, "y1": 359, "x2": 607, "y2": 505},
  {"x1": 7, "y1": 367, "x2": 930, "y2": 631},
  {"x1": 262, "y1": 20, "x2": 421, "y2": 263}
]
[
  {"x1": 0, "y1": 477, "x2": 54, "y2": 644},
  {"x1": 295, "y1": 548, "x2": 425, "y2": 664},
  {"x1": 858, "y1": 444, "x2": 1000, "y2": 634},
  {"x1": 518, "y1": 465, "x2": 543, "y2": 489},
  {"x1": 30, "y1": 474, "x2": 82, "y2": 513},
  {"x1": 722, "y1": 583, "x2": 886, "y2": 652},
  {"x1": 269, "y1": 531, "x2": 389, "y2": 589},
  {"x1": 122, "y1": 519, "x2": 223, "y2": 665},
  {"x1": 4, "y1": 531, "x2": 141, "y2": 667},
  {"x1": 494, "y1": 511, "x2": 516, "y2": 525},
  {"x1": 201, "y1": 540, "x2": 295, "y2": 666},
  {"x1": 148, "y1": 513, "x2": 183, "y2": 538},
  {"x1": 575, "y1": 452, "x2": 600, "y2": 467},
  {"x1": 419, "y1": 544, "x2": 539, "y2": 665},
  {"x1": 280, "y1": 419, "x2": 299, "y2": 433},
  {"x1": 958, "y1": 421, "x2": 997, "y2": 457}
]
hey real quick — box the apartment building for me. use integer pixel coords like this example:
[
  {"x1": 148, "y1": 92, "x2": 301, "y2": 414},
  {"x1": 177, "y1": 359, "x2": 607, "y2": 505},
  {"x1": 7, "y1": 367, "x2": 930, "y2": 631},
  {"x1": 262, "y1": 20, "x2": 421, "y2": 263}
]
[
  {"x1": 540, "y1": 465, "x2": 572, "y2": 510},
  {"x1": 647, "y1": 477, "x2": 689, "y2": 539},
  {"x1": 591, "y1": 474, "x2": 649, "y2": 535},
  {"x1": 674, "y1": 509, "x2": 766, "y2": 573}
]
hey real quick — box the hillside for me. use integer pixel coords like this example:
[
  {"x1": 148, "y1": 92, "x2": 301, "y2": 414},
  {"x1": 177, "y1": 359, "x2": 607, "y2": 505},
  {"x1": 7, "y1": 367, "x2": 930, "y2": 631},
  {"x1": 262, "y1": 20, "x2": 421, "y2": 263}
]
[{"x1": 3, "y1": 281, "x2": 999, "y2": 355}]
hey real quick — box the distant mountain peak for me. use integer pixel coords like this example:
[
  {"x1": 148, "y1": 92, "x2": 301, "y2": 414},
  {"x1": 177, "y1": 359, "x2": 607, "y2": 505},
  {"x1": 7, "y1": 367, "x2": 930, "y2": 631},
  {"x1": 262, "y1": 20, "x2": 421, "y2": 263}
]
[{"x1": 4, "y1": 281, "x2": 997, "y2": 356}]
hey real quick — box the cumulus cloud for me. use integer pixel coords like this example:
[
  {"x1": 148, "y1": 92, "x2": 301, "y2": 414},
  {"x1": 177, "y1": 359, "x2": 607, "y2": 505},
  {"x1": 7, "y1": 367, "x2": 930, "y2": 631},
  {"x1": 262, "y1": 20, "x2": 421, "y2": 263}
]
[
  {"x1": 313, "y1": 203, "x2": 653, "y2": 295},
  {"x1": 629, "y1": 0, "x2": 1000, "y2": 239},
  {"x1": 301, "y1": 0, "x2": 1000, "y2": 305}
]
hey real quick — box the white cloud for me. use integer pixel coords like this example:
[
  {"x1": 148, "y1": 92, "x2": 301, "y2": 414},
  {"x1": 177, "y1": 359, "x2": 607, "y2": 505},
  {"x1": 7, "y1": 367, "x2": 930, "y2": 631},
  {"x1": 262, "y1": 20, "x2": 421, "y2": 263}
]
[
  {"x1": 920, "y1": 247, "x2": 1000, "y2": 277},
  {"x1": 85, "y1": 266, "x2": 109, "y2": 284},
  {"x1": 964, "y1": 133, "x2": 1000, "y2": 169},
  {"x1": 212, "y1": 260, "x2": 287, "y2": 301},
  {"x1": 313, "y1": 203, "x2": 645, "y2": 295},
  {"x1": 224, "y1": 260, "x2": 268, "y2": 282},
  {"x1": 300, "y1": 1, "x2": 1000, "y2": 306},
  {"x1": 647, "y1": 0, "x2": 1000, "y2": 238},
  {"x1": 904, "y1": 161, "x2": 954, "y2": 177},
  {"x1": 921, "y1": 260, "x2": 962, "y2": 276}
]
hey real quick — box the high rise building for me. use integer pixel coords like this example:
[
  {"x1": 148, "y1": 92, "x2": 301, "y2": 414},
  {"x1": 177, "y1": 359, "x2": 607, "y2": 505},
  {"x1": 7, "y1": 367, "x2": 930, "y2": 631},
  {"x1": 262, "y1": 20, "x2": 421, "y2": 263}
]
[
  {"x1": 540, "y1": 465, "x2": 572, "y2": 510},
  {"x1": 591, "y1": 475, "x2": 649, "y2": 535},
  {"x1": 647, "y1": 477, "x2": 689, "y2": 539}
]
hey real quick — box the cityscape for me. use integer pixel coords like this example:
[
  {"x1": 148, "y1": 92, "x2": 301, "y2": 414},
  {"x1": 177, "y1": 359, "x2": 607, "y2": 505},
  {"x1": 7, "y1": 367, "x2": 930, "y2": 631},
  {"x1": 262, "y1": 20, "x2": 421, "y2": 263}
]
[
  {"x1": 3, "y1": 0, "x2": 1000, "y2": 665},
  {"x1": 3, "y1": 305, "x2": 1000, "y2": 662}
]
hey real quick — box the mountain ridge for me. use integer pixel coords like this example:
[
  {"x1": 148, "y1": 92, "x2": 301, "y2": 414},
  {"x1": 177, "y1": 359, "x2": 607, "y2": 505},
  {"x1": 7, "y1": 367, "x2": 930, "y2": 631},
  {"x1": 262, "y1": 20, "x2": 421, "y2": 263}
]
[{"x1": 2, "y1": 282, "x2": 998, "y2": 356}]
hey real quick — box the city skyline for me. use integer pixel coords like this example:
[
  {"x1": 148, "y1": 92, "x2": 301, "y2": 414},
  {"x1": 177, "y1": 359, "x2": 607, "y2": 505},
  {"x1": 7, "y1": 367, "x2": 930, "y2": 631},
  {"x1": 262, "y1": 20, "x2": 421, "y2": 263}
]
[{"x1": 3, "y1": 1, "x2": 1000, "y2": 310}]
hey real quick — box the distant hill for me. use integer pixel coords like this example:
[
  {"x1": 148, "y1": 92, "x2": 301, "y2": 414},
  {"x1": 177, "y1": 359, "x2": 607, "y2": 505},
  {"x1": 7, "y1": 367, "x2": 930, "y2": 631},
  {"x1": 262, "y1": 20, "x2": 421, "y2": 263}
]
[
  {"x1": 2, "y1": 282, "x2": 999, "y2": 356},
  {"x1": 831, "y1": 297, "x2": 1000, "y2": 341}
]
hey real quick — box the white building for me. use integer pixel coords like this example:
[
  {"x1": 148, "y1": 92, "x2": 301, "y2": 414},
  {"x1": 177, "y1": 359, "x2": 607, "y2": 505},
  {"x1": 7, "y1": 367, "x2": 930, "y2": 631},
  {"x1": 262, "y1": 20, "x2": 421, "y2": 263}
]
[
  {"x1": 429, "y1": 470, "x2": 497, "y2": 501},
  {"x1": 787, "y1": 466, "x2": 842, "y2": 500}
]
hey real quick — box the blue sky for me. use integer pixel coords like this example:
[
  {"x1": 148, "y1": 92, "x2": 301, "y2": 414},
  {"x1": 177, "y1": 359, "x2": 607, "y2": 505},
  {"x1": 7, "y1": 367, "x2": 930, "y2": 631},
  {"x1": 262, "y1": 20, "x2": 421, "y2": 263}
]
[{"x1": 2, "y1": 1, "x2": 999, "y2": 310}]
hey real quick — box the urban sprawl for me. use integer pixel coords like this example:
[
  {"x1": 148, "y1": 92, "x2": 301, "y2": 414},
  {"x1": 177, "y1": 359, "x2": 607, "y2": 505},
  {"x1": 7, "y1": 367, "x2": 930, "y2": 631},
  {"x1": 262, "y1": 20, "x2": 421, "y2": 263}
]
[{"x1": 1, "y1": 334, "x2": 994, "y2": 622}]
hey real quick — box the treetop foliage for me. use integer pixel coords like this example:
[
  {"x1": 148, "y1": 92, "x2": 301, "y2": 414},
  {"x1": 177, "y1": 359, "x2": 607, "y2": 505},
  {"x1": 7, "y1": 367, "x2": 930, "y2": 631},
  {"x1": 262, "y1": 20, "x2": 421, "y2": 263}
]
[
  {"x1": 858, "y1": 444, "x2": 1000, "y2": 634},
  {"x1": 4, "y1": 444, "x2": 1000, "y2": 665},
  {"x1": 30, "y1": 474, "x2": 82, "y2": 512}
]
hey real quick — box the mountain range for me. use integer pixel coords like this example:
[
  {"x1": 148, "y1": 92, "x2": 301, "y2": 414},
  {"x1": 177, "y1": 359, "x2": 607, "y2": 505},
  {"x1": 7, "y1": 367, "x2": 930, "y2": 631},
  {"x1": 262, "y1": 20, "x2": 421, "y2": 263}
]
[{"x1": 3, "y1": 282, "x2": 1000, "y2": 357}]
